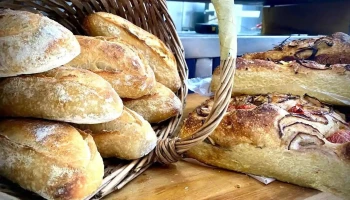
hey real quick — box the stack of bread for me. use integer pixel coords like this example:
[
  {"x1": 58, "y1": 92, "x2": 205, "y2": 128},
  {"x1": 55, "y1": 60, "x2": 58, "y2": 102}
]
[
  {"x1": 0, "y1": 9, "x2": 181, "y2": 199},
  {"x1": 180, "y1": 33, "x2": 350, "y2": 199}
]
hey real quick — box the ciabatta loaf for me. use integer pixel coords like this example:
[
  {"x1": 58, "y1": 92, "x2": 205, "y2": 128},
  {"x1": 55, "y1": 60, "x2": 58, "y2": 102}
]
[
  {"x1": 179, "y1": 93, "x2": 350, "y2": 199},
  {"x1": 211, "y1": 58, "x2": 350, "y2": 106},
  {"x1": 83, "y1": 12, "x2": 181, "y2": 92},
  {"x1": 123, "y1": 82, "x2": 182, "y2": 123},
  {"x1": 67, "y1": 36, "x2": 156, "y2": 99},
  {"x1": 0, "y1": 118, "x2": 104, "y2": 200},
  {"x1": 77, "y1": 107, "x2": 157, "y2": 160},
  {"x1": 0, "y1": 66, "x2": 123, "y2": 124},
  {"x1": 243, "y1": 32, "x2": 350, "y2": 65},
  {"x1": 0, "y1": 9, "x2": 80, "y2": 77}
]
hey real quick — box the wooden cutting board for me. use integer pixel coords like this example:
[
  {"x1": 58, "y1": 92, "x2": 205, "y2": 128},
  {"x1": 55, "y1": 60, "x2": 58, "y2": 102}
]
[{"x1": 105, "y1": 93, "x2": 342, "y2": 200}]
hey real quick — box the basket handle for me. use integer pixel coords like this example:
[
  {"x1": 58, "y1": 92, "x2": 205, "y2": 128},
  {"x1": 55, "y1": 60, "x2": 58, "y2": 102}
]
[{"x1": 156, "y1": 0, "x2": 237, "y2": 164}]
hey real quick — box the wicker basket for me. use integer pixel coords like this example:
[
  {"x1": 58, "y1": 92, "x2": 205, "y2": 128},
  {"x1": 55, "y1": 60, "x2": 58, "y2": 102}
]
[{"x1": 0, "y1": 0, "x2": 237, "y2": 199}]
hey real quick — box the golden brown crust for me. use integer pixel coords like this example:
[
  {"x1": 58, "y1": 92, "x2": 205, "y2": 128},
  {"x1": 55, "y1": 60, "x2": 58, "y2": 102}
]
[
  {"x1": 0, "y1": 118, "x2": 104, "y2": 200},
  {"x1": 0, "y1": 9, "x2": 80, "y2": 77},
  {"x1": 211, "y1": 58, "x2": 350, "y2": 106},
  {"x1": 0, "y1": 66, "x2": 123, "y2": 124},
  {"x1": 242, "y1": 32, "x2": 350, "y2": 64},
  {"x1": 123, "y1": 82, "x2": 182, "y2": 123},
  {"x1": 76, "y1": 107, "x2": 157, "y2": 160},
  {"x1": 67, "y1": 36, "x2": 156, "y2": 99},
  {"x1": 179, "y1": 93, "x2": 350, "y2": 198},
  {"x1": 83, "y1": 12, "x2": 181, "y2": 92}
]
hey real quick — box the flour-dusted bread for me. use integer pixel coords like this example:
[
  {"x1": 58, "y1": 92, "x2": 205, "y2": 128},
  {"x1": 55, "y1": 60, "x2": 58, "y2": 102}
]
[
  {"x1": 123, "y1": 82, "x2": 182, "y2": 123},
  {"x1": 0, "y1": 66, "x2": 123, "y2": 124},
  {"x1": 211, "y1": 58, "x2": 350, "y2": 106},
  {"x1": 0, "y1": 118, "x2": 104, "y2": 200},
  {"x1": 66, "y1": 35, "x2": 156, "y2": 99},
  {"x1": 83, "y1": 12, "x2": 181, "y2": 92},
  {"x1": 179, "y1": 93, "x2": 350, "y2": 199},
  {"x1": 0, "y1": 9, "x2": 80, "y2": 77},
  {"x1": 242, "y1": 32, "x2": 350, "y2": 65},
  {"x1": 77, "y1": 107, "x2": 157, "y2": 160}
]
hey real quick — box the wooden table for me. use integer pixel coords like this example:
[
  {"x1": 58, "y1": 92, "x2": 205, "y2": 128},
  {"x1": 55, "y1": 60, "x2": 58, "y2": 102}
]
[{"x1": 106, "y1": 94, "x2": 342, "y2": 200}]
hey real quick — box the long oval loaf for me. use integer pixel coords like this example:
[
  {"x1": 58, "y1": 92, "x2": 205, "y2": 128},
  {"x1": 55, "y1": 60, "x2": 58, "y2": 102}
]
[
  {"x1": 0, "y1": 9, "x2": 80, "y2": 77},
  {"x1": 211, "y1": 58, "x2": 350, "y2": 106},
  {"x1": 77, "y1": 107, "x2": 157, "y2": 160},
  {"x1": 0, "y1": 66, "x2": 123, "y2": 124},
  {"x1": 83, "y1": 12, "x2": 181, "y2": 92},
  {"x1": 66, "y1": 35, "x2": 156, "y2": 99},
  {"x1": 0, "y1": 118, "x2": 104, "y2": 200}
]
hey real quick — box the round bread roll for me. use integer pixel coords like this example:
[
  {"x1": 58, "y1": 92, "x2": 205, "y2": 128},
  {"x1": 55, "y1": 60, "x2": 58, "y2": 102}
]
[
  {"x1": 0, "y1": 66, "x2": 123, "y2": 124},
  {"x1": 0, "y1": 9, "x2": 80, "y2": 77},
  {"x1": 0, "y1": 118, "x2": 104, "y2": 200}
]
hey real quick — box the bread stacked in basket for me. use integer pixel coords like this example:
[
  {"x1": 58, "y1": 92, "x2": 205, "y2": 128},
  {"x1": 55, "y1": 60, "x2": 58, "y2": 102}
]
[
  {"x1": 180, "y1": 33, "x2": 350, "y2": 199},
  {"x1": 0, "y1": 9, "x2": 181, "y2": 199}
]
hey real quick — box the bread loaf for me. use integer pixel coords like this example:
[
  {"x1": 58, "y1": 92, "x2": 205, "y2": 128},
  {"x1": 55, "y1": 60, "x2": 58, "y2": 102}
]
[
  {"x1": 0, "y1": 9, "x2": 80, "y2": 77},
  {"x1": 77, "y1": 107, "x2": 157, "y2": 160},
  {"x1": 0, "y1": 118, "x2": 104, "y2": 200},
  {"x1": 0, "y1": 66, "x2": 123, "y2": 124},
  {"x1": 83, "y1": 12, "x2": 181, "y2": 92},
  {"x1": 179, "y1": 93, "x2": 350, "y2": 199},
  {"x1": 123, "y1": 82, "x2": 182, "y2": 123},
  {"x1": 242, "y1": 32, "x2": 350, "y2": 65},
  {"x1": 211, "y1": 58, "x2": 350, "y2": 106},
  {"x1": 66, "y1": 36, "x2": 156, "y2": 99}
]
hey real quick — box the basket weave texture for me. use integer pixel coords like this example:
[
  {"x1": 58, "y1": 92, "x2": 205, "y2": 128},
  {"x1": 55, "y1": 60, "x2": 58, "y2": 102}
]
[{"x1": 0, "y1": 0, "x2": 237, "y2": 199}]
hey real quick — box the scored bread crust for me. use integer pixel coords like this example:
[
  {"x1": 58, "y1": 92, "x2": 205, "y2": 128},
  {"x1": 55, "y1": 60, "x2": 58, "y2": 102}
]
[
  {"x1": 242, "y1": 32, "x2": 350, "y2": 65},
  {"x1": 211, "y1": 57, "x2": 350, "y2": 106},
  {"x1": 67, "y1": 36, "x2": 156, "y2": 99},
  {"x1": 0, "y1": 119, "x2": 104, "y2": 200},
  {"x1": 0, "y1": 66, "x2": 123, "y2": 124},
  {"x1": 179, "y1": 93, "x2": 350, "y2": 199},
  {"x1": 76, "y1": 107, "x2": 157, "y2": 160},
  {"x1": 83, "y1": 12, "x2": 181, "y2": 92},
  {"x1": 0, "y1": 9, "x2": 80, "y2": 77}
]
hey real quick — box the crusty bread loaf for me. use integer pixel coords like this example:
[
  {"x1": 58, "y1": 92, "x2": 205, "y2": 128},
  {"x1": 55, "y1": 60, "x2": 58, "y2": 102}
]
[
  {"x1": 0, "y1": 66, "x2": 123, "y2": 124},
  {"x1": 242, "y1": 32, "x2": 350, "y2": 65},
  {"x1": 0, "y1": 9, "x2": 80, "y2": 77},
  {"x1": 123, "y1": 82, "x2": 182, "y2": 123},
  {"x1": 66, "y1": 35, "x2": 156, "y2": 99},
  {"x1": 211, "y1": 58, "x2": 350, "y2": 106},
  {"x1": 76, "y1": 107, "x2": 157, "y2": 160},
  {"x1": 0, "y1": 118, "x2": 104, "y2": 200},
  {"x1": 179, "y1": 93, "x2": 350, "y2": 199},
  {"x1": 83, "y1": 12, "x2": 181, "y2": 92}
]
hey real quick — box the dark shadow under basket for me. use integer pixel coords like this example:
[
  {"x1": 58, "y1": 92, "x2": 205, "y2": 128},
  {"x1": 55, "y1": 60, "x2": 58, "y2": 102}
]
[{"x1": 0, "y1": 0, "x2": 237, "y2": 199}]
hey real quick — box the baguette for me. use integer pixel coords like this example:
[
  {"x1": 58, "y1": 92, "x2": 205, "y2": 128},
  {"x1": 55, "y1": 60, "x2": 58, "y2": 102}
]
[
  {"x1": 123, "y1": 82, "x2": 182, "y2": 123},
  {"x1": 179, "y1": 93, "x2": 350, "y2": 199},
  {"x1": 0, "y1": 66, "x2": 123, "y2": 124},
  {"x1": 211, "y1": 58, "x2": 350, "y2": 106},
  {"x1": 0, "y1": 9, "x2": 80, "y2": 77},
  {"x1": 66, "y1": 35, "x2": 156, "y2": 99},
  {"x1": 242, "y1": 32, "x2": 350, "y2": 65},
  {"x1": 0, "y1": 118, "x2": 104, "y2": 200},
  {"x1": 83, "y1": 12, "x2": 181, "y2": 92},
  {"x1": 77, "y1": 107, "x2": 157, "y2": 160}
]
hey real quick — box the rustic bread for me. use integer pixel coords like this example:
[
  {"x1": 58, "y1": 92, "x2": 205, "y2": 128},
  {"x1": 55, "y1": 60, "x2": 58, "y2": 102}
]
[
  {"x1": 242, "y1": 32, "x2": 350, "y2": 65},
  {"x1": 211, "y1": 57, "x2": 350, "y2": 106},
  {"x1": 0, "y1": 66, "x2": 123, "y2": 124},
  {"x1": 66, "y1": 35, "x2": 156, "y2": 99},
  {"x1": 76, "y1": 107, "x2": 157, "y2": 160},
  {"x1": 0, "y1": 118, "x2": 104, "y2": 200},
  {"x1": 83, "y1": 12, "x2": 181, "y2": 92},
  {"x1": 179, "y1": 93, "x2": 350, "y2": 199},
  {"x1": 123, "y1": 82, "x2": 182, "y2": 123},
  {"x1": 0, "y1": 9, "x2": 80, "y2": 77}
]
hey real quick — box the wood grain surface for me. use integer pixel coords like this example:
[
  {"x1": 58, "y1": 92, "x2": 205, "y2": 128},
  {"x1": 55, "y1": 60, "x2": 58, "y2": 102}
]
[{"x1": 105, "y1": 93, "x2": 342, "y2": 200}]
